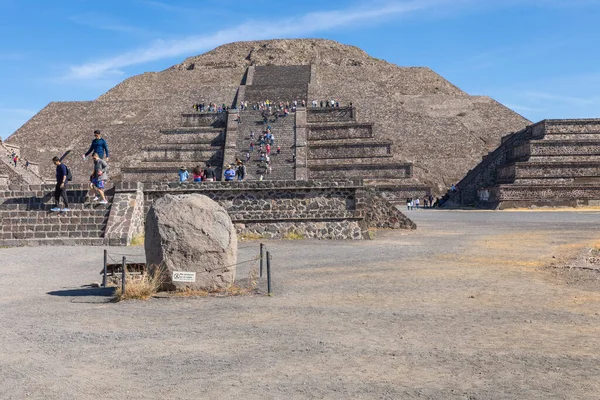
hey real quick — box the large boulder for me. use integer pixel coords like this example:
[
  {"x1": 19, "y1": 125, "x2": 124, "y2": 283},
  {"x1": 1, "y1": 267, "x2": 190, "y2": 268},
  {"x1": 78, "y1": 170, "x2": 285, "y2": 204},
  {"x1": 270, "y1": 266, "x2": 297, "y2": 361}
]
[{"x1": 145, "y1": 194, "x2": 237, "y2": 291}]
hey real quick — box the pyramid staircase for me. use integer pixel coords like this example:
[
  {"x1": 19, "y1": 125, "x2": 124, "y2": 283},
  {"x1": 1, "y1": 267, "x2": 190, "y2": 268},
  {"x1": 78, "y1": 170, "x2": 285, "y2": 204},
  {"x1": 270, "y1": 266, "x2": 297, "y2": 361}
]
[
  {"x1": 232, "y1": 110, "x2": 296, "y2": 180},
  {"x1": 122, "y1": 112, "x2": 226, "y2": 181},
  {"x1": 0, "y1": 183, "x2": 112, "y2": 246},
  {"x1": 448, "y1": 119, "x2": 600, "y2": 208}
]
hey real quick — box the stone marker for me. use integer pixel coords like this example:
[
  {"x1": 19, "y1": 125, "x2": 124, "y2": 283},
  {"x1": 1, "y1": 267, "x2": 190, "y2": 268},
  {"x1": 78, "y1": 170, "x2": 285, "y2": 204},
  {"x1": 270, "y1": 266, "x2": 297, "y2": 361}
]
[{"x1": 145, "y1": 194, "x2": 237, "y2": 291}]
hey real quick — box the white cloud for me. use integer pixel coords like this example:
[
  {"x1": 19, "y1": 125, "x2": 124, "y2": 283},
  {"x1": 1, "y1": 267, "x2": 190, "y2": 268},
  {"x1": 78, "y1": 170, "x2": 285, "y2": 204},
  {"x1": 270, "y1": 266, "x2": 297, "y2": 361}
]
[
  {"x1": 69, "y1": 13, "x2": 150, "y2": 35},
  {"x1": 65, "y1": 0, "x2": 452, "y2": 80}
]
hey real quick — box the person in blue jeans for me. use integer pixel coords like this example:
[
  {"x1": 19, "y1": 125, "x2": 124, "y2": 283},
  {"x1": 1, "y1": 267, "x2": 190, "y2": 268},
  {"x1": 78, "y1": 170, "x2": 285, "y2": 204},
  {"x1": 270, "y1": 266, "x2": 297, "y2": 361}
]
[{"x1": 51, "y1": 157, "x2": 70, "y2": 212}]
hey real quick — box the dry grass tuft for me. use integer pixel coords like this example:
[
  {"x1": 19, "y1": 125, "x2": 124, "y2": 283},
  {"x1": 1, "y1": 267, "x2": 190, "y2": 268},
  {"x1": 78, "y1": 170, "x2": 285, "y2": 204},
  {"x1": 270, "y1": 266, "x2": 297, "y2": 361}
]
[
  {"x1": 113, "y1": 266, "x2": 163, "y2": 301},
  {"x1": 238, "y1": 232, "x2": 267, "y2": 241},
  {"x1": 130, "y1": 234, "x2": 145, "y2": 246},
  {"x1": 283, "y1": 231, "x2": 305, "y2": 240}
]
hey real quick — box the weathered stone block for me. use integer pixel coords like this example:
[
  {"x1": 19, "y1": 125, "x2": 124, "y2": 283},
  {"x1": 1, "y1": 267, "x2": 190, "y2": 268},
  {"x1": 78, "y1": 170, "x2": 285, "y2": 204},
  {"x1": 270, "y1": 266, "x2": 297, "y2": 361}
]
[{"x1": 145, "y1": 194, "x2": 237, "y2": 291}]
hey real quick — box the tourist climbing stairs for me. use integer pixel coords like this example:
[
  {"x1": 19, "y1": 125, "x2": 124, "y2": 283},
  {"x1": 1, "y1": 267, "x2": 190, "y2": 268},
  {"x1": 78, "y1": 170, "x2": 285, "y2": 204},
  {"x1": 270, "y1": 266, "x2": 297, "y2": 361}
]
[
  {"x1": 235, "y1": 109, "x2": 296, "y2": 180},
  {"x1": 0, "y1": 142, "x2": 45, "y2": 184},
  {"x1": 0, "y1": 183, "x2": 113, "y2": 246}
]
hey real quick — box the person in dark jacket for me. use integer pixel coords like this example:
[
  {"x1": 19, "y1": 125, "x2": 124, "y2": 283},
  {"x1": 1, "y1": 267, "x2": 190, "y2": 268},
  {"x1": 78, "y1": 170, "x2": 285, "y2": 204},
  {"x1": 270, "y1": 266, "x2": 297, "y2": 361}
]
[
  {"x1": 203, "y1": 164, "x2": 216, "y2": 182},
  {"x1": 83, "y1": 130, "x2": 109, "y2": 161},
  {"x1": 51, "y1": 156, "x2": 69, "y2": 212}
]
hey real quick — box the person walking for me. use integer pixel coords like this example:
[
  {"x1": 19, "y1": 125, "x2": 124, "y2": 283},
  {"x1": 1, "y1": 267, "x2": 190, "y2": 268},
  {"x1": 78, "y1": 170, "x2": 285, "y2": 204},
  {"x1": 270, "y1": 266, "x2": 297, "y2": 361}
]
[
  {"x1": 89, "y1": 153, "x2": 109, "y2": 204},
  {"x1": 83, "y1": 130, "x2": 110, "y2": 161},
  {"x1": 51, "y1": 157, "x2": 70, "y2": 212}
]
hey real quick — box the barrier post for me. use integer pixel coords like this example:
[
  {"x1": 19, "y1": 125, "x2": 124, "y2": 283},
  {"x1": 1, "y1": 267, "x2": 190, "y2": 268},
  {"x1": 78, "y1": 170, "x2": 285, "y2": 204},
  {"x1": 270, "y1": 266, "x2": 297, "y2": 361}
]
[
  {"x1": 102, "y1": 249, "x2": 107, "y2": 287},
  {"x1": 121, "y1": 257, "x2": 127, "y2": 294},
  {"x1": 259, "y1": 243, "x2": 264, "y2": 277},
  {"x1": 266, "y1": 251, "x2": 272, "y2": 295}
]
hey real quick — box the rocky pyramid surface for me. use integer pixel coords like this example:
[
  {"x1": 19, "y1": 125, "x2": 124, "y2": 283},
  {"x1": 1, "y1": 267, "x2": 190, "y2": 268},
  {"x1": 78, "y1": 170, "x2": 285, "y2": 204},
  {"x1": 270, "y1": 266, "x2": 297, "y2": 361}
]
[{"x1": 6, "y1": 39, "x2": 529, "y2": 189}]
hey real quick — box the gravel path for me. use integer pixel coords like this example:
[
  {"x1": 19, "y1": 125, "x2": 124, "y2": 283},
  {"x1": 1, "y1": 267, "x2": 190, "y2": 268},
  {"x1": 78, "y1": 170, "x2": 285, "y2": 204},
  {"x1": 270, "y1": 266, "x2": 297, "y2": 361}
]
[{"x1": 1, "y1": 210, "x2": 600, "y2": 399}]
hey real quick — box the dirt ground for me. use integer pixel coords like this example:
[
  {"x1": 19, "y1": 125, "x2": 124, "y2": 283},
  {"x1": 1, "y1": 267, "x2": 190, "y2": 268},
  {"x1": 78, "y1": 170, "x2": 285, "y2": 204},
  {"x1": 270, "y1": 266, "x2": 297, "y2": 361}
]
[{"x1": 1, "y1": 210, "x2": 600, "y2": 399}]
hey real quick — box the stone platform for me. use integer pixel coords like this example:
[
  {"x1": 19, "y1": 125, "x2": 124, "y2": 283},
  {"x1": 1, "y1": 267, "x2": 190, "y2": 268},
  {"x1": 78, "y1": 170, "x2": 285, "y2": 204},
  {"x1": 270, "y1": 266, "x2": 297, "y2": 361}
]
[
  {"x1": 0, "y1": 179, "x2": 415, "y2": 247},
  {"x1": 446, "y1": 119, "x2": 600, "y2": 208}
]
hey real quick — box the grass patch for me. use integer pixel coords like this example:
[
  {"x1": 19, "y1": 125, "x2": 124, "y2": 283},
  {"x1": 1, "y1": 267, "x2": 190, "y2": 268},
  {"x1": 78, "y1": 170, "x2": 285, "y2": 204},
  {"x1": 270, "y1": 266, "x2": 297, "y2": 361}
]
[
  {"x1": 238, "y1": 232, "x2": 268, "y2": 241},
  {"x1": 283, "y1": 231, "x2": 305, "y2": 240},
  {"x1": 113, "y1": 266, "x2": 163, "y2": 301},
  {"x1": 130, "y1": 234, "x2": 145, "y2": 246}
]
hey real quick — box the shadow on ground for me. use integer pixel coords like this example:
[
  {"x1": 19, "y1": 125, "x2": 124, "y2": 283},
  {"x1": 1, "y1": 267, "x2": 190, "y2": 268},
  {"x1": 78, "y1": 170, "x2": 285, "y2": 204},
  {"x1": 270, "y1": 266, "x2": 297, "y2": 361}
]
[{"x1": 47, "y1": 286, "x2": 115, "y2": 297}]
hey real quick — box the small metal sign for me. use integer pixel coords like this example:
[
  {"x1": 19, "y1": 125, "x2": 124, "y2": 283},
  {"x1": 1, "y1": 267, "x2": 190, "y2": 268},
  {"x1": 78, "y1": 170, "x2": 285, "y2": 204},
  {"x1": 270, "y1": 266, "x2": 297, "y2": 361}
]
[{"x1": 172, "y1": 271, "x2": 196, "y2": 283}]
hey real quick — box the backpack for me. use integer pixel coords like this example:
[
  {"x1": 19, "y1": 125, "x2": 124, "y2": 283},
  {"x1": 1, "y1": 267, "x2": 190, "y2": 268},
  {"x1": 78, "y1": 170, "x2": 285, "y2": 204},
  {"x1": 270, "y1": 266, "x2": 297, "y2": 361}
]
[{"x1": 65, "y1": 165, "x2": 73, "y2": 181}]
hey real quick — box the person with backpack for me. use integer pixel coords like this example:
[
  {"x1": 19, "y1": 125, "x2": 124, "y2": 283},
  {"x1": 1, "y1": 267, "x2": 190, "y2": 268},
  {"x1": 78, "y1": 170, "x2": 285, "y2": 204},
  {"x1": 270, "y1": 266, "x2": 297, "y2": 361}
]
[
  {"x1": 82, "y1": 130, "x2": 109, "y2": 161},
  {"x1": 51, "y1": 156, "x2": 70, "y2": 212},
  {"x1": 89, "y1": 153, "x2": 109, "y2": 204}
]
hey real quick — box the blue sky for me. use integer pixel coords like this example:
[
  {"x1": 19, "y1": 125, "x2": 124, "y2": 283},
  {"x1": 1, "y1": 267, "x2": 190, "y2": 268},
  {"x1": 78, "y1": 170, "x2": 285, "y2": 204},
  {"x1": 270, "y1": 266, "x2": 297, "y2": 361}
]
[{"x1": 1, "y1": 0, "x2": 599, "y2": 139}]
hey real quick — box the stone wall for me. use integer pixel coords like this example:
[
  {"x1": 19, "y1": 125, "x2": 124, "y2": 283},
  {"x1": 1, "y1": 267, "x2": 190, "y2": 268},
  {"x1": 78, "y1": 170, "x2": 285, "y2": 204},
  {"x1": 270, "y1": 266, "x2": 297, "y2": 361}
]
[
  {"x1": 308, "y1": 123, "x2": 373, "y2": 140},
  {"x1": 445, "y1": 123, "x2": 537, "y2": 206},
  {"x1": 309, "y1": 164, "x2": 412, "y2": 180},
  {"x1": 307, "y1": 107, "x2": 354, "y2": 123},
  {"x1": 104, "y1": 182, "x2": 145, "y2": 246},
  {"x1": 359, "y1": 188, "x2": 417, "y2": 230},
  {"x1": 104, "y1": 179, "x2": 415, "y2": 243},
  {"x1": 308, "y1": 142, "x2": 392, "y2": 159},
  {"x1": 447, "y1": 119, "x2": 600, "y2": 208}
]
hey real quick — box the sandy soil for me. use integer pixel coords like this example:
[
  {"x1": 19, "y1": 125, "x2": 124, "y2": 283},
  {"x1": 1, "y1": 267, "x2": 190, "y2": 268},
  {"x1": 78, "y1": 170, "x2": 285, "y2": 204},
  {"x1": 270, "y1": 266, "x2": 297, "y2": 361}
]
[{"x1": 1, "y1": 210, "x2": 600, "y2": 399}]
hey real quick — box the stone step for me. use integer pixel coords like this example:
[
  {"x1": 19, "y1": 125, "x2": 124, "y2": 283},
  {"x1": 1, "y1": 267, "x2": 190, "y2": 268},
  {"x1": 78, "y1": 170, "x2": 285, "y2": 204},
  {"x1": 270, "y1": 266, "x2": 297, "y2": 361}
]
[
  {"x1": 147, "y1": 143, "x2": 223, "y2": 150},
  {"x1": 308, "y1": 141, "x2": 393, "y2": 159},
  {"x1": 0, "y1": 237, "x2": 108, "y2": 247},
  {"x1": 308, "y1": 123, "x2": 374, "y2": 141},
  {"x1": 1, "y1": 225, "x2": 106, "y2": 238},
  {"x1": 143, "y1": 149, "x2": 222, "y2": 162},
  {"x1": 251, "y1": 66, "x2": 312, "y2": 86},
  {"x1": 510, "y1": 140, "x2": 600, "y2": 161},
  {"x1": 498, "y1": 161, "x2": 600, "y2": 182},
  {"x1": 180, "y1": 113, "x2": 227, "y2": 128},
  {"x1": 1, "y1": 213, "x2": 108, "y2": 223},
  {"x1": 309, "y1": 158, "x2": 402, "y2": 167},
  {"x1": 511, "y1": 177, "x2": 600, "y2": 185},
  {"x1": 528, "y1": 155, "x2": 600, "y2": 162},
  {"x1": 0, "y1": 200, "x2": 111, "y2": 209},
  {"x1": 244, "y1": 85, "x2": 308, "y2": 105},
  {"x1": 490, "y1": 184, "x2": 600, "y2": 201},
  {"x1": 134, "y1": 160, "x2": 223, "y2": 169},
  {"x1": 543, "y1": 132, "x2": 600, "y2": 140},
  {"x1": 309, "y1": 163, "x2": 412, "y2": 180},
  {"x1": 307, "y1": 107, "x2": 355, "y2": 123},
  {"x1": 160, "y1": 133, "x2": 225, "y2": 145}
]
